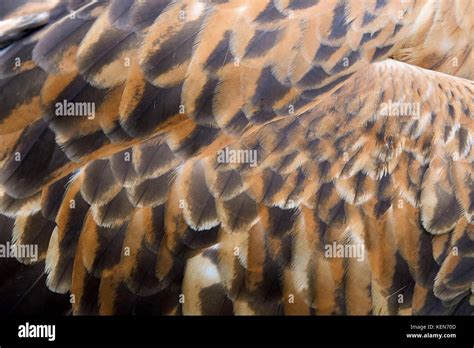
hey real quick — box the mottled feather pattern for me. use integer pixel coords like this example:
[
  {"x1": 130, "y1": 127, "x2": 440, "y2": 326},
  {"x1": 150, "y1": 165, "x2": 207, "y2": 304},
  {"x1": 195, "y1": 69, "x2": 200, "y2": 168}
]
[{"x1": 0, "y1": 0, "x2": 472, "y2": 315}]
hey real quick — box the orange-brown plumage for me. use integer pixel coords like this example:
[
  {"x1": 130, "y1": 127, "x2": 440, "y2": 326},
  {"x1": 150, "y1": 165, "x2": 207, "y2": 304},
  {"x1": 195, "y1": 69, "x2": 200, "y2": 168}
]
[{"x1": 0, "y1": 0, "x2": 472, "y2": 316}]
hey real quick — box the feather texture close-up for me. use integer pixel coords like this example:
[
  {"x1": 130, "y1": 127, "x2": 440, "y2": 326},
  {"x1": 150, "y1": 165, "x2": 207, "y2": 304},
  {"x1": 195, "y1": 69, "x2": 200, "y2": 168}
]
[{"x1": 0, "y1": 0, "x2": 472, "y2": 317}]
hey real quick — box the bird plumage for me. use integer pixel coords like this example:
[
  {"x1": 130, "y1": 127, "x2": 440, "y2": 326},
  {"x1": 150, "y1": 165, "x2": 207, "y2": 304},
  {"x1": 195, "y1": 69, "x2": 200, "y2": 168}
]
[{"x1": 0, "y1": 0, "x2": 472, "y2": 315}]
